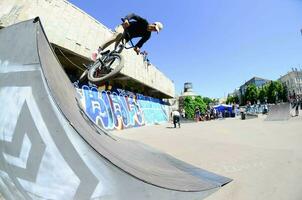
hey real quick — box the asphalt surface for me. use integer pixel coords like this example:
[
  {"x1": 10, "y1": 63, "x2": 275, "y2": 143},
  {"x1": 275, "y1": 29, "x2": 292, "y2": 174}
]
[{"x1": 114, "y1": 115, "x2": 302, "y2": 200}]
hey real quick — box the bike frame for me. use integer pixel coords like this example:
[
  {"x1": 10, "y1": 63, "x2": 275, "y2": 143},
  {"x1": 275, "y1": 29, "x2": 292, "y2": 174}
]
[{"x1": 97, "y1": 30, "x2": 135, "y2": 68}]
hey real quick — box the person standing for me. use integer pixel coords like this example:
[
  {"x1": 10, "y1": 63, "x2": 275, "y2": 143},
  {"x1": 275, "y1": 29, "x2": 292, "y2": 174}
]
[
  {"x1": 181, "y1": 108, "x2": 186, "y2": 118},
  {"x1": 171, "y1": 110, "x2": 181, "y2": 128},
  {"x1": 195, "y1": 107, "x2": 200, "y2": 122}
]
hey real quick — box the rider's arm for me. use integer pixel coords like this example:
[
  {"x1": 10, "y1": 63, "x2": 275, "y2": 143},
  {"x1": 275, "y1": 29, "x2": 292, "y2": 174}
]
[{"x1": 135, "y1": 34, "x2": 151, "y2": 49}]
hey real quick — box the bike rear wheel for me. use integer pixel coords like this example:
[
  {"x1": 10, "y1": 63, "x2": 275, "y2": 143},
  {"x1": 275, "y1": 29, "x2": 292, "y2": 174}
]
[{"x1": 88, "y1": 53, "x2": 124, "y2": 84}]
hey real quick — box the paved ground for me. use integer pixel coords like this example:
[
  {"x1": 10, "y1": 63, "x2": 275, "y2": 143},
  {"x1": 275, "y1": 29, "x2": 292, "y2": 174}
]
[{"x1": 112, "y1": 116, "x2": 302, "y2": 200}]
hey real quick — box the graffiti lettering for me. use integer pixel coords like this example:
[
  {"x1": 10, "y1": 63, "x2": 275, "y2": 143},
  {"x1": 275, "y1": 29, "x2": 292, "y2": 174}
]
[{"x1": 77, "y1": 86, "x2": 169, "y2": 130}]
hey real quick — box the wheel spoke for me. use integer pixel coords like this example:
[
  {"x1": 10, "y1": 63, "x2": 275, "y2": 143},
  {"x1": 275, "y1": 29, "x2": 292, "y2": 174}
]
[{"x1": 87, "y1": 53, "x2": 124, "y2": 84}]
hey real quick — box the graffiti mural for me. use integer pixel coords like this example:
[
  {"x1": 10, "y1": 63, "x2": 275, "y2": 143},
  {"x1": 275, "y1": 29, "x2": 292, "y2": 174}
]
[{"x1": 76, "y1": 85, "x2": 169, "y2": 130}]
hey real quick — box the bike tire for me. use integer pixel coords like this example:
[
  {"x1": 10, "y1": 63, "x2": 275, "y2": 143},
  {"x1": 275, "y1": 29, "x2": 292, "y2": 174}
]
[{"x1": 88, "y1": 53, "x2": 124, "y2": 84}]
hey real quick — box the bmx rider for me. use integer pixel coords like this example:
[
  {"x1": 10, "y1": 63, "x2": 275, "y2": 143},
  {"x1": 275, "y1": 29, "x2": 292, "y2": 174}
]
[{"x1": 98, "y1": 13, "x2": 163, "y2": 55}]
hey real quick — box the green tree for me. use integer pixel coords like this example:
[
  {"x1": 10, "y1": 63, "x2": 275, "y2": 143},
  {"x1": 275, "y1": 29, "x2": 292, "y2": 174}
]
[
  {"x1": 266, "y1": 81, "x2": 286, "y2": 103},
  {"x1": 183, "y1": 96, "x2": 206, "y2": 119},
  {"x1": 267, "y1": 81, "x2": 275, "y2": 103},
  {"x1": 258, "y1": 86, "x2": 267, "y2": 104},
  {"x1": 233, "y1": 95, "x2": 239, "y2": 104},
  {"x1": 275, "y1": 81, "x2": 283, "y2": 102},
  {"x1": 226, "y1": 95, "x2": 234, "y2": 104},
  {"x1": 203, "y1": 97, "x2": 213, "y2": 106},
  {"x1": 195, "y1": 96, "x2": 207, "y2": 114},
  {"x1": 281, "y1": 84, "x2": 288, "y2": 102},
  {"x1": 183, "y1": 96, "x2": 195, "y2": 119},
  {"x1": 245, "y1": 84, "x2": 258, "y2": 104}
]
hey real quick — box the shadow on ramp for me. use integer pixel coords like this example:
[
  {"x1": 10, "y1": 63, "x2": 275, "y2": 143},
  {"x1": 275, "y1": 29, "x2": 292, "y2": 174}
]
[{"x1": 0, "y1": 18, "x2": 231, "y2": 199}]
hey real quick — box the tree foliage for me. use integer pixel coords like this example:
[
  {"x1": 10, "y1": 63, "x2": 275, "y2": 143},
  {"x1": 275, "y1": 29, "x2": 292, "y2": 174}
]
[
  {"x1": 265, "y1": 81, "x2": 287, "y2": 103},
  {"x1": 226, "y1": 95, "x2": 233, "y2": 105},
  {"x1": 258, "y1": 85, "x2": 268, "y2": 103},
  {"x1": 203, "y1": 97, "x2": 213, "y2": 105},
  {"x1": 245, "y1": 84, "x2": 258, "y2": 104},
  {"x1": 183, "y1": 96, "x2": 206, "y2": 119},
  {"x1": 234, "y1": 95, "x2": 239, "y2": 104},
  {"x1": 242, "y1": 81, "x2": 288, "y2": 104},
  {"x1": 226, "y1": 94, "x2": 240, "y2": 105}
]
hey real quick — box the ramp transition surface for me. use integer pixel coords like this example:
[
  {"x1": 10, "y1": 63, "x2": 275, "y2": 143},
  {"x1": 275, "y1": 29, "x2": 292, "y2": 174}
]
[
  {"x1": 266, "y1": 103, "x2": 291, "y2": 121},
  {"x1": 0, "y1": 18, "x2": 231, "y2": 199}
]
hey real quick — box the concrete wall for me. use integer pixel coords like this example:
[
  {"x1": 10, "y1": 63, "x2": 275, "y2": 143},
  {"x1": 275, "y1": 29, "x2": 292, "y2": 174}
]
[
  {"x1": 76, "y1": 86, "x2": 170, "y2": 130},
  {"x1": 0, "y1": 0, "x2": 175, "y2": 97}
]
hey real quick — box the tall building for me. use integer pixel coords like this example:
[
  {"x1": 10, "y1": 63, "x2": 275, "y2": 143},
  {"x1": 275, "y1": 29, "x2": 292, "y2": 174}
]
[
  {"x1": 236, "y1": 77, "x2": 271, "y2": 104},
  {"x1": 278, "y1": 69, "x2": 302, "y2": 97},
  {"x1": 239, "y1": 77, "x2": 271, "y2": 96}
]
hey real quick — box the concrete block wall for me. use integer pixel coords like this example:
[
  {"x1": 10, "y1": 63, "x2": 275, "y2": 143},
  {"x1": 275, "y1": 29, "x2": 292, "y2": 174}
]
[{"x1": 0, "y1": 0, "x2": 175, "y2": 97}]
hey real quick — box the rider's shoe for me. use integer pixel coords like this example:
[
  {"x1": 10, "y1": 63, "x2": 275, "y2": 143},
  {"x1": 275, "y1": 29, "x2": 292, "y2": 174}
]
[
  {"x1": 91, "y1": 47, "x2": 103, "y2": 61},
  {"x1": 91, "y1": 52, "x2": 98, "y2": 61}
]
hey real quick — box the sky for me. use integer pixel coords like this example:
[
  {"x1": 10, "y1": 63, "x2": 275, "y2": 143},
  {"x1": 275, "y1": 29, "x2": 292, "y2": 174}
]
[{"x1": 68, "y1": 0, "x2": 302, "y2": 98}]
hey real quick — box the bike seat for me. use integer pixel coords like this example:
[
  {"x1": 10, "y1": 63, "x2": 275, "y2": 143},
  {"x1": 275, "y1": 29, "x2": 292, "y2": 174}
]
[{"x1": 100, "y1": 50, "x2": 110, "y2": 55}]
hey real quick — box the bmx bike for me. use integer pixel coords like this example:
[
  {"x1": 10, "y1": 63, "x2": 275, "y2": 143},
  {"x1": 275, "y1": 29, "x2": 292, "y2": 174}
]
[{"x1": 79, "y1": 21, "x2": 135, "y2": 85}]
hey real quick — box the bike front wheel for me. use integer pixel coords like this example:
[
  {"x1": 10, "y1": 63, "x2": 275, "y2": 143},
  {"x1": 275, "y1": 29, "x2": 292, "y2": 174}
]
[{"x1": 87, "y1": 53, "x2": 124, "y2": 84}]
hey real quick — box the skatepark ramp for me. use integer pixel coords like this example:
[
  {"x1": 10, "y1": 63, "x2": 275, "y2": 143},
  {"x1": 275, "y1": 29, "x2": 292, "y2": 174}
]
[
  {"x1": 265, "y1": 103, "x2": 291, "y2": 121},
  {"x1": 245, "y1": 113, "x2": 258, "y2": 120},
  {"x1": 0, "y1": 18, "x2": 231, "y2": 199}
]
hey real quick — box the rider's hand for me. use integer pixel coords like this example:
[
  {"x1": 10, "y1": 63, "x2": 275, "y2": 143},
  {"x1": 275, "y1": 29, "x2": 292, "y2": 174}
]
[
  {"x1": 122, "y1": 20, "x2": 130, "y2": 29},
  {"x1": 134, "y1": 47, "x2": 140, "y2": 55}
]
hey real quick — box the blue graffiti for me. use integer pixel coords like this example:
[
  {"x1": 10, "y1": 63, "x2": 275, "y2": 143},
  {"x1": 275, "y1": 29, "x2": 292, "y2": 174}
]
[{"x1": 78, "y1": 86, "x2": 169, "y2": 130}]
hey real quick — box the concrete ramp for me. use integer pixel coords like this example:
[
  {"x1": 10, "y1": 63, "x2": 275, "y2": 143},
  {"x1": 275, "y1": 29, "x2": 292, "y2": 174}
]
[
  {"x1": 266, "y1": 103, "x2": 291, "y2": 121},
  {"x1": 0, "y1": 18, "x2": 231, "y2": 199},
  {"x1": 245, "y1": 113, "x2": 258, "y2": 120}
]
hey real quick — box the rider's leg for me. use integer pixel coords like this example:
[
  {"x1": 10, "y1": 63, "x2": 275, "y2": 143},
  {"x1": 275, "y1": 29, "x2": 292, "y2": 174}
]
[
  {"x1": 99, "y1": 34, "x2": 119, "y2": 51},
  {"x1": 100, "y1": 25, "x2": 124, "y2": 51}
]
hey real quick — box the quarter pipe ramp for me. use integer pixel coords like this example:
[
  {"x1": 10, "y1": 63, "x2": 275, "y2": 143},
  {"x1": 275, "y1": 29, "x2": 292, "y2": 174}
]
[
  {"x1": 0, "y1": 18, "x2": 231, "y2": 199},
  {"x1": 265, "y1": 103, "x2": 291, "y2": 121}
]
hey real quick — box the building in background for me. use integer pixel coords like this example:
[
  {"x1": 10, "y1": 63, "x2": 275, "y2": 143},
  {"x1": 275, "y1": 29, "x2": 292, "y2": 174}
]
[
  {"x1": 278, "y1": 68, "x2": 302, "y2": 98},
  {"x1": 0, "y1": 0, "x2": 174, "y2": 99},
  {"x1": 226, "y1": 77, "x2": 271, "y2": 105},
  {"x1": 239, "y1": 77, "x2": 271, "y2": 96},
  {"x1": 238, "y1": 77, "x2": 271, "y2": 104}
]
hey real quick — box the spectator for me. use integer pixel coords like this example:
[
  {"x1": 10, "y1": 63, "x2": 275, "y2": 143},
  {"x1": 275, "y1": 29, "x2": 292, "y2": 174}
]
[
  {"x1": 140, "y1": 51, "x2": 151, "y2": 66},
  {"x1": 213, "y1": 108, "x2": 217, "y2": 119},
  {"x1": 181, "y1": 108, "x2": 186, "y2": 118},
  {"x1": 195, "y1": 107, "x2": 201, "y2": 122},
  {"x1": 171, "y1": 110, "x2": 181, "y2": 128},
  {"x1": 295, "y1": 103, "x2": 299, "y2": 116}
]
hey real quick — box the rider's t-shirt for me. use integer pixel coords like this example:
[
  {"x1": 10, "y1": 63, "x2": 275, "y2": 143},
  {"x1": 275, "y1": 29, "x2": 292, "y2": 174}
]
[{"x1": 124, "y1": 13, "x2": 151, "y2": 48}]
